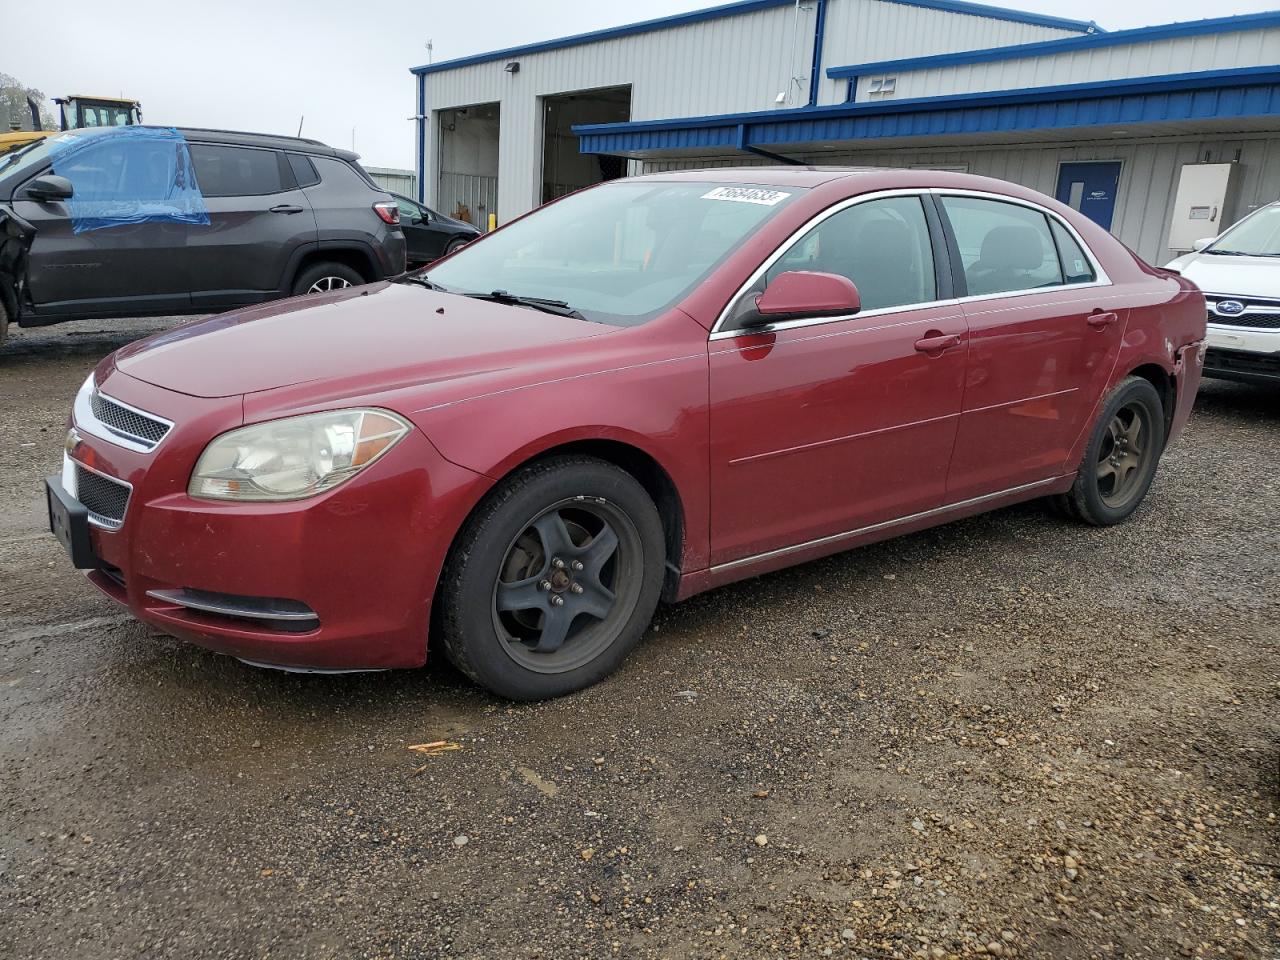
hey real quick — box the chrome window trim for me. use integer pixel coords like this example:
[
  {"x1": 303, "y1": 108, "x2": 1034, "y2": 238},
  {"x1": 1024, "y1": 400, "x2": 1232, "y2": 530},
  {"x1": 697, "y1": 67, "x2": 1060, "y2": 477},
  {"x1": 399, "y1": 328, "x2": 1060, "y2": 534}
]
[
  {"x1": 67, "y1": 454, "x2": 134, "y2": 530},
  {"x1": 708, "y1": 186, "x2": 1112, "y2": 341},
  {"x1": 74, "y1": 381, "x2": 175, "y2": 454},
  {"x1": 934, "y1": 188, "x2": 1113, "y2": 292}
]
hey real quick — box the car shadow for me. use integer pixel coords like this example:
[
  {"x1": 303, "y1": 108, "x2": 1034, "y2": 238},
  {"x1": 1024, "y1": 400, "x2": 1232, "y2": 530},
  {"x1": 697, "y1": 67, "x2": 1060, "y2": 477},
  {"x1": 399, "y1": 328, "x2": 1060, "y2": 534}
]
[{"x1": 1193, "y1": 377, "x2": 1280, "y2": 422}]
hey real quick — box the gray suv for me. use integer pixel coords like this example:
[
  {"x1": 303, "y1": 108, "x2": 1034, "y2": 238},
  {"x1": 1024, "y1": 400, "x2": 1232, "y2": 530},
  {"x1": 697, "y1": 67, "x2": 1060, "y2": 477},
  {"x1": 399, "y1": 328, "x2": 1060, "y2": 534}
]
[{"x1": 0, "y1": 126, "x2": 406, "y2": 345}]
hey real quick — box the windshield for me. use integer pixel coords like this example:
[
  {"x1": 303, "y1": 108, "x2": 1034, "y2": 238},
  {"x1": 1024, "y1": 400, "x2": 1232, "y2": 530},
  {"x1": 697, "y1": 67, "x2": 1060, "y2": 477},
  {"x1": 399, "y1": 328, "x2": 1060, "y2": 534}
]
[
  {"x1": 1209, "y1": 205, "x2": 1280, "y2": 257},
  {"x1": 424, "y1": 180, "x2": 803, "y2": 326},
  {"x1": 0, "y1": 130, "x2": 99, "y2": 181}
]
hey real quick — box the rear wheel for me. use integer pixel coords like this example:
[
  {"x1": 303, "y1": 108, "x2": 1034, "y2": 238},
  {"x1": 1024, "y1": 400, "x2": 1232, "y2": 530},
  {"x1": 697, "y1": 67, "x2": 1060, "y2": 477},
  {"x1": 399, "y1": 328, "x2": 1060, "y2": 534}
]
[
  {"x1": 438, "y1": 456, "x2": 665, "y2": 700},
  {"x1": 292, "y1": 261, "x2": 363, "y2": 296},
  {"x1": 1053, "y1": 376, "x2": 1165, "y2": 526},
  {"x1": 0, "y1": 296, "x2": 8, "y2": 351}
]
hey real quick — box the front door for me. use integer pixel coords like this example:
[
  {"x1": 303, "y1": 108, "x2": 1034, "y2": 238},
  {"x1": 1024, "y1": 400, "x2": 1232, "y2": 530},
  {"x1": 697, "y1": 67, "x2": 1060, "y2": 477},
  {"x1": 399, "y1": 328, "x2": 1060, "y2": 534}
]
[
  {"x1": 709, "y1": 194, "x2": 968, "y2": 566},
  {"x1": 1056, "y1": 162, "x2": 1121, "y2": 231},
  {"x1": 937, "y1": 194, "x2": 1127, "y2": 501},
  {"x1": 16, "y1": 133, "x2": 198, "y2": 317}
]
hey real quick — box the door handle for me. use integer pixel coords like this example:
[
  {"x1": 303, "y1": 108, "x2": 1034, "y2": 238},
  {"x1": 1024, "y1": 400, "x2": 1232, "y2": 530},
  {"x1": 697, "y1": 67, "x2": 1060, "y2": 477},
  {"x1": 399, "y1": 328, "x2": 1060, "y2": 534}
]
[
  {"x1": 270, "y1": 204, "x2": 304, "y2": 214},
  {"x1": 1087, "y1": 311, "x2": 1119, "y2": 329},
  {"x1": 914, "y1": 332, "x2": 961, "y2": 353}
]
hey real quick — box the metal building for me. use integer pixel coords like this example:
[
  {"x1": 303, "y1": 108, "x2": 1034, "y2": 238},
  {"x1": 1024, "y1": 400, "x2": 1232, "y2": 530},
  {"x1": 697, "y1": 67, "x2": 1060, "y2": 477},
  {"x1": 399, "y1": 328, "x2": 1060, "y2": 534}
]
[{"x1": 412, "y1": 1, "x2": 1280, "y2": 263}]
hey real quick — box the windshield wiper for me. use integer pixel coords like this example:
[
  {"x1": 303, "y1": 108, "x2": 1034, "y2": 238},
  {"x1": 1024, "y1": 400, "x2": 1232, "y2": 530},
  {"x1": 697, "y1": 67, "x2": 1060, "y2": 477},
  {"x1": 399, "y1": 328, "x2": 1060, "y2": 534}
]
[
  {"x1": 396, "y1": 274, "x2": 449, "y2": 291},
  {"x1": 1205, "y1": 249, "x2": 1280, "y2": 257},
  {"x1": 464, "y1": 289, "x2": 585, "y2": 320}
]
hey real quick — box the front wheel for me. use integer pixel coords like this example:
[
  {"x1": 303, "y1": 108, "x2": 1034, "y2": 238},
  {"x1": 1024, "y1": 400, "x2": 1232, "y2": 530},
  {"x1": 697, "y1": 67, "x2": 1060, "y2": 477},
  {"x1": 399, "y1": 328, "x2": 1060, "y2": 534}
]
[
  {"x1": 291, "y1": 261, "x2": 364, "y2": 296},
  {"x1": 1053, "y1": 375, "x2": 1166, "y2": 526},
  {"x1": 438, "y1": 457, "x2": 666, "y2": 700}
]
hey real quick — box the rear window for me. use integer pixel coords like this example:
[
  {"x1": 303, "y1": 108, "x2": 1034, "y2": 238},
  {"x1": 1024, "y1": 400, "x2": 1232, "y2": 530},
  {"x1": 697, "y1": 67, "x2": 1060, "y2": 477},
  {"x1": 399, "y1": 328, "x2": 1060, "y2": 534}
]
[{"x1": 190, "y1": 144, "x2": 283, "y2": 197}]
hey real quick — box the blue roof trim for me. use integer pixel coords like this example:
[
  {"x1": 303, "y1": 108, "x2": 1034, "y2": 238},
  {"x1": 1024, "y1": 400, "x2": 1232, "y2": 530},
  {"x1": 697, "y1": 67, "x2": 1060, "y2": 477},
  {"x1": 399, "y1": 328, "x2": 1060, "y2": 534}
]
[
  {"x1": 874, "y1": 0, "x2": 1099, "y2": 34},
  {"x1": 409, "y1": 0, "x2": 792, "y2": 75},
  {"x1": 574, "y1": 66, "x2": 1280, "y2": 153},
  {"x1": 409, "y1": 0, "x2": 1098, "y2": 77},
  {"x1": 827, "y1": 10, "x2": 1280, "y2": 79}
]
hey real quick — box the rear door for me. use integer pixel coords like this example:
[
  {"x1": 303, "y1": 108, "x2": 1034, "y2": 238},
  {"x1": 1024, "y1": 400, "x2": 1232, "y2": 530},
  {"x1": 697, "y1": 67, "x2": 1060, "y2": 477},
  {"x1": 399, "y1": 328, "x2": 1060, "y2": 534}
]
[
  {"x1": 937, "y1": 193, "x2": 1126, "y2": 501},
  {"x1": 16, "y1": 134, "x2": 193, "y2": 317},
  {"x1": 187, "y1": 142, "x2": 317, "y2": 309}
]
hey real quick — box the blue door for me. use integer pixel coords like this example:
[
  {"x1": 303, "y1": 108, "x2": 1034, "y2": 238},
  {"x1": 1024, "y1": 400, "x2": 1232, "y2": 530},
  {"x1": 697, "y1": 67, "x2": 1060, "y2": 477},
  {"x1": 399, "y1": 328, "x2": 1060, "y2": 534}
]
[{"x1": 1056, "y1": 162, "x2": 1121, "y2": 231}]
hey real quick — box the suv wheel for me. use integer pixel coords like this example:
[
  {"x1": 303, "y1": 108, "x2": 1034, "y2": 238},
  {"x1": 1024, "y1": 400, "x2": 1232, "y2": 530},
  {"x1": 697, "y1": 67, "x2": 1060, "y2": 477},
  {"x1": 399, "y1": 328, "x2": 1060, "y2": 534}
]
[{"x1": 293, "y1": 262, "x2": 364, "y2": 296}]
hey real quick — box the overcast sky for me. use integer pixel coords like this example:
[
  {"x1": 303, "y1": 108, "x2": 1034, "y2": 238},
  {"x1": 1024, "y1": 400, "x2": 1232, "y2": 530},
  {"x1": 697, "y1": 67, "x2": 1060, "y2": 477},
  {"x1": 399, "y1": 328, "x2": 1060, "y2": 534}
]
[{"x1": 2, "y1": 0, "x2": 1273, "y2": 169}]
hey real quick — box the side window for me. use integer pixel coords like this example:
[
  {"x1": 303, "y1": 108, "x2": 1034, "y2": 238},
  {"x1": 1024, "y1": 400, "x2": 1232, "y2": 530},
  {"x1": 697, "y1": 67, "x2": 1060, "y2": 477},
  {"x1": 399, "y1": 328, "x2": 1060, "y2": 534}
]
[
  {"x1": 764, "y1": 196, "x2": 937, "y2": 312},
  {"x1": 1050, "y1": 220, "x2": 1097, "y2": 285},
  {"x1": 286, "y1": 153, "x2": 320, "y2": 188},
  {"x1": 189, "y1": 144, "x2": 284, "y2": 197},
  {"x1": 941, "y1": 196, "x2": 1064, "y2": 296},
  {"x1": 49, "y1": 138, "x2": 172, "y2": 201}
]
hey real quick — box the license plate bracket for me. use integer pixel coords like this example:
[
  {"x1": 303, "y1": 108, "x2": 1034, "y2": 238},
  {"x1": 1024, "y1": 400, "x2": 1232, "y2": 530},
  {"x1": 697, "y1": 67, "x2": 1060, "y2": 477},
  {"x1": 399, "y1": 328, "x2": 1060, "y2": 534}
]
[{"x1": 46, "y1": 475, "x2": 97, "y2": 570}]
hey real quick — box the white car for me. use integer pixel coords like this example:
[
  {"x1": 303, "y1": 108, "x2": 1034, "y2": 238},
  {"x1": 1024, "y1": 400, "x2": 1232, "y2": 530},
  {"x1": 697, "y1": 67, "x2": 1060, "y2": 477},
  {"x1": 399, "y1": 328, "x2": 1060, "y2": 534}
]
[{"x1": 1166, "y1": 201, "x2": 1280, "y2": 385}]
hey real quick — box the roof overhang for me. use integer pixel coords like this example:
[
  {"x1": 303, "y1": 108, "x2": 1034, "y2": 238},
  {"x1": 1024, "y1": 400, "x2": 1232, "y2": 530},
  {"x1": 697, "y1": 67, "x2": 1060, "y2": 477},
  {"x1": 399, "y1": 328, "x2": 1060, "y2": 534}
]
[{"x1": 574, "y1": 66, "x2": 1280, "y2": 159}]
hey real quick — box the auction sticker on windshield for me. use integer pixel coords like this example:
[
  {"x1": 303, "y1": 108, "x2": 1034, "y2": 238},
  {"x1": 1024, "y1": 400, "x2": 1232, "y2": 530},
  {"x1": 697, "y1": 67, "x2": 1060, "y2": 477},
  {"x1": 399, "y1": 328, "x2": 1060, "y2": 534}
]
[{"x1": 701, "y1": 186, "x2": 791, "y2": 205}]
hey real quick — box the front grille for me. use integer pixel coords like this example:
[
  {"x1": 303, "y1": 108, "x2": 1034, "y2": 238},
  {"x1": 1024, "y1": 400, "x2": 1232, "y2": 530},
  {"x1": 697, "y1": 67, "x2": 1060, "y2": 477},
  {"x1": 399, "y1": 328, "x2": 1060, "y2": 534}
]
[
  {"x1": 1207, "y1": 312, "x2": 1280, "y2": 330},
  {"x1": 1205, "y1": 294, "x2": 1280, "y2": 331},
  {"x1": 90, "y1": 392, "x2": 171, "y2": 448},
  {"x1": 75, "y1": 465, "x2": 131, "y2": 527}
]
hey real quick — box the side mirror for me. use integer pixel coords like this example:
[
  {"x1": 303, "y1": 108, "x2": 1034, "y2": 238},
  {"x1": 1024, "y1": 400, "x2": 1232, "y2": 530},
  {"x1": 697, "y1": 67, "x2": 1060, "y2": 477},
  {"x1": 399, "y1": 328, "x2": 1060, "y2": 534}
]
[
  {"x1": 1192, "y1": 237, "x2": 1214, "y2": 252},
  {"x1": 25, "y1": 174, "x2": 75, "y2": 202},
  {"x1": 745, "y1": 271, "x2": 861, "y2": 326},
  {"x1": 410, "y1": 214, "x2": 425, "y2": 225}
]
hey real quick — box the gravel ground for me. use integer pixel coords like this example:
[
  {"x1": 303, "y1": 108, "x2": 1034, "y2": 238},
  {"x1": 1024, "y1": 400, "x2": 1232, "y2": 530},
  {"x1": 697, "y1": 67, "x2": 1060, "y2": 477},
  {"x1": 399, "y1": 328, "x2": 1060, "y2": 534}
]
[{"x1": 0, "y1": 316, "x2": 1277, "y2": 960}]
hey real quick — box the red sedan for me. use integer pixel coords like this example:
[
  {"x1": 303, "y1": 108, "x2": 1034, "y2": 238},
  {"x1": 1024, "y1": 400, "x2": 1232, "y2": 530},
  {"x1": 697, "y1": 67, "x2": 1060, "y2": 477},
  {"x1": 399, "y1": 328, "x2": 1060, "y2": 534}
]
[{"x1": 47, "y1": 169, "x2": 1206, "y2": 699}]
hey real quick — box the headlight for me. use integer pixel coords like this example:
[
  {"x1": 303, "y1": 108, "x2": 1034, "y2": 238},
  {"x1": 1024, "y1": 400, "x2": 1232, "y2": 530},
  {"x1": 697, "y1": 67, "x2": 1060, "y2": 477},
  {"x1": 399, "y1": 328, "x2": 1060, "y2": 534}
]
[{"x1": 189, "y1": 408, "x2": 411, "y2": 502}]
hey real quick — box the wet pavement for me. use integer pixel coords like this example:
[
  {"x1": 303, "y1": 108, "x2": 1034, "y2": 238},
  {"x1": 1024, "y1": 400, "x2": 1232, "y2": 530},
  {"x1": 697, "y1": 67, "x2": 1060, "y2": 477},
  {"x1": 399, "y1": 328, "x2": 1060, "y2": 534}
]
[{"x1": 1, "y1": 316, "x2": 1277, "y2": 959}]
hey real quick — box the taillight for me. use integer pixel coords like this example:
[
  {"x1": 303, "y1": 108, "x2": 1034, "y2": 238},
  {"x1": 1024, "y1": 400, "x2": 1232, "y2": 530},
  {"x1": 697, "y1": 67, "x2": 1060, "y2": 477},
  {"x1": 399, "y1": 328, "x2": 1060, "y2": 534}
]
[{"x1": 373, "y1": 201, "x2": 400, "y2": 225}]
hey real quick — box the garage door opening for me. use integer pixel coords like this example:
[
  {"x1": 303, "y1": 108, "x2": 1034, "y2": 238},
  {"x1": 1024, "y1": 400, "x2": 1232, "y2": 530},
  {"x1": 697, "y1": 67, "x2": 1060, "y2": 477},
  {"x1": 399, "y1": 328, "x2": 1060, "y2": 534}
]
[
  {"x1": 541, "y1": 86, "x2": 631, "y2": 205},
  {"x1": 437, "y1": 102, "x2": 499, "y2": 232}
]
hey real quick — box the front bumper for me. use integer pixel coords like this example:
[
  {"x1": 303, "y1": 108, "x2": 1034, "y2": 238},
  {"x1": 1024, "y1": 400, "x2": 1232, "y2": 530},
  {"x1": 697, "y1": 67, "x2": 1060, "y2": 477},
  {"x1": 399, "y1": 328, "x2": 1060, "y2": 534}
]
[
  {"x1": 59, "y1": 369, "x2": 490, "y2": 670},
  {"x1": 1204, "y1": 322, "x2": 1280, "y2": 383}
]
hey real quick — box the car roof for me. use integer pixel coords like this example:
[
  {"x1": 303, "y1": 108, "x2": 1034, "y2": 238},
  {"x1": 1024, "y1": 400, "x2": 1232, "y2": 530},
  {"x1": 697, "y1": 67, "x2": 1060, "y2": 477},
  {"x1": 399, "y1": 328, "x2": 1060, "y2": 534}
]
[
  {"x1": 43, "y1": 125, "x2": 361, "y2": 163},
  {"x1": 633, "y1": 165, "x2": 1047, "y2": 195}
]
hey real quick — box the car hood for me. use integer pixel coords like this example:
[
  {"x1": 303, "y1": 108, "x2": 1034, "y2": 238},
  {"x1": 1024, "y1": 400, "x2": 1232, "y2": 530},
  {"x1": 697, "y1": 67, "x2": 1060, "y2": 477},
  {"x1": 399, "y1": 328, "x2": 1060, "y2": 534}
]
[
  {"x1": 1167, "y1": 253, "x2": 1280, "y2": 298},
  {"x1": 113, "y1": 282, "x2": 615, "y2": 399}
]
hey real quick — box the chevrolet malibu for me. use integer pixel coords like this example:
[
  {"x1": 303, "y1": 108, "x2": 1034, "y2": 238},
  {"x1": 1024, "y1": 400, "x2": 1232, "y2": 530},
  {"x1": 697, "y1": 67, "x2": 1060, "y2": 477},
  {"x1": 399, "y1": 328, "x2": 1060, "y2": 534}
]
[{"x1": 47, "y1": 169, "x2": 1207, "y2": 700}]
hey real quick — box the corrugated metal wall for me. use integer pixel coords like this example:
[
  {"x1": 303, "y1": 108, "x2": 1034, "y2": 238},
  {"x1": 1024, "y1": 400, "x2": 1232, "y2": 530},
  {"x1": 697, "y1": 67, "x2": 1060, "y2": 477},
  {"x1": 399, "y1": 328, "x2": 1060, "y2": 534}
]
[
  {"x1": 365, "y1": 167, "x2": 417, "y2": 197},
  {"x1": 641, "y1": 134, "x2": 1280, "y2": 265},
  {"x1": 419, "y1": 0, "x2": 1089, "y2": 223},
  {"x1": 422, "y1": 3, "x2": 812, "y2": 224},
  {"x1": 820, "y1": 0, "x2": 1082, "y2": 105},
  {"x1": 869, "y1": 27, "x2": 1280, "y2": 101}
]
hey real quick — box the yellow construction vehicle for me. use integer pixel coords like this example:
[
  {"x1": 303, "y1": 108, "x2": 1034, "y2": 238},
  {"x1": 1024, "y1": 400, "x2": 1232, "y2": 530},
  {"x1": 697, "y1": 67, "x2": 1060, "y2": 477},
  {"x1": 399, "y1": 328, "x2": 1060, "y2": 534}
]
[{"x1": 0, "y1": 94, "x2": 142, "y2": 157}]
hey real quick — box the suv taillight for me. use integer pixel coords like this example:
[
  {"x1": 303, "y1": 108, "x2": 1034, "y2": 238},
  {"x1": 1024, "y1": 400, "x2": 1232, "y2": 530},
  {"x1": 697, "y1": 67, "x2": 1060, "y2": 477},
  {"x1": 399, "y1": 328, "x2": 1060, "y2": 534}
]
[{"x1": 373, "y1": 201, "x2": 400, "y2": 225}]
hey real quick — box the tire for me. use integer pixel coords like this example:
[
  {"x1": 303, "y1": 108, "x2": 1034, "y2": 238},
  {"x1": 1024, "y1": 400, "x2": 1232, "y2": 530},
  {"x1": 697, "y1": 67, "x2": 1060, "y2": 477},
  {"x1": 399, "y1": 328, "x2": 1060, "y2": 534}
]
[
  {"x1": 1053, "y1": 375, "x2": 1166, "y2": 526},
  {"x1": 0, "y1": 296, "x2": 8, "y2": 351},
  {"x1": 443, "y1": 237, "x2": 470, "y2": 256},
  {"x1": 438, "y1": 456, "x2": 666, "y2": 700},
  {"x1": 291, "y1": 262, "x2": 364, "y2": 296}
]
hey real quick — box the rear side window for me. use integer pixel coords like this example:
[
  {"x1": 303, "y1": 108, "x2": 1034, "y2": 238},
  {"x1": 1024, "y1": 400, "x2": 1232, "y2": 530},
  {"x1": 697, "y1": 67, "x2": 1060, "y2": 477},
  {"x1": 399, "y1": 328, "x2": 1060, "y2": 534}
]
[
  {"x1": 941, "y1": 196, "x2": 1064, "y2": 296},
  {"x1": 287, "y1": 153, "x2": 320, "y2": 188},
  {"x1": 189, "y1": 144, "x2": 283, "y2": 197},
  {"x1": 765, "y1": 195, "x2": 937, "y2": 311},
  {"x1": 1050, "y1": 220, "x2": 1097, "y2": 285}
]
